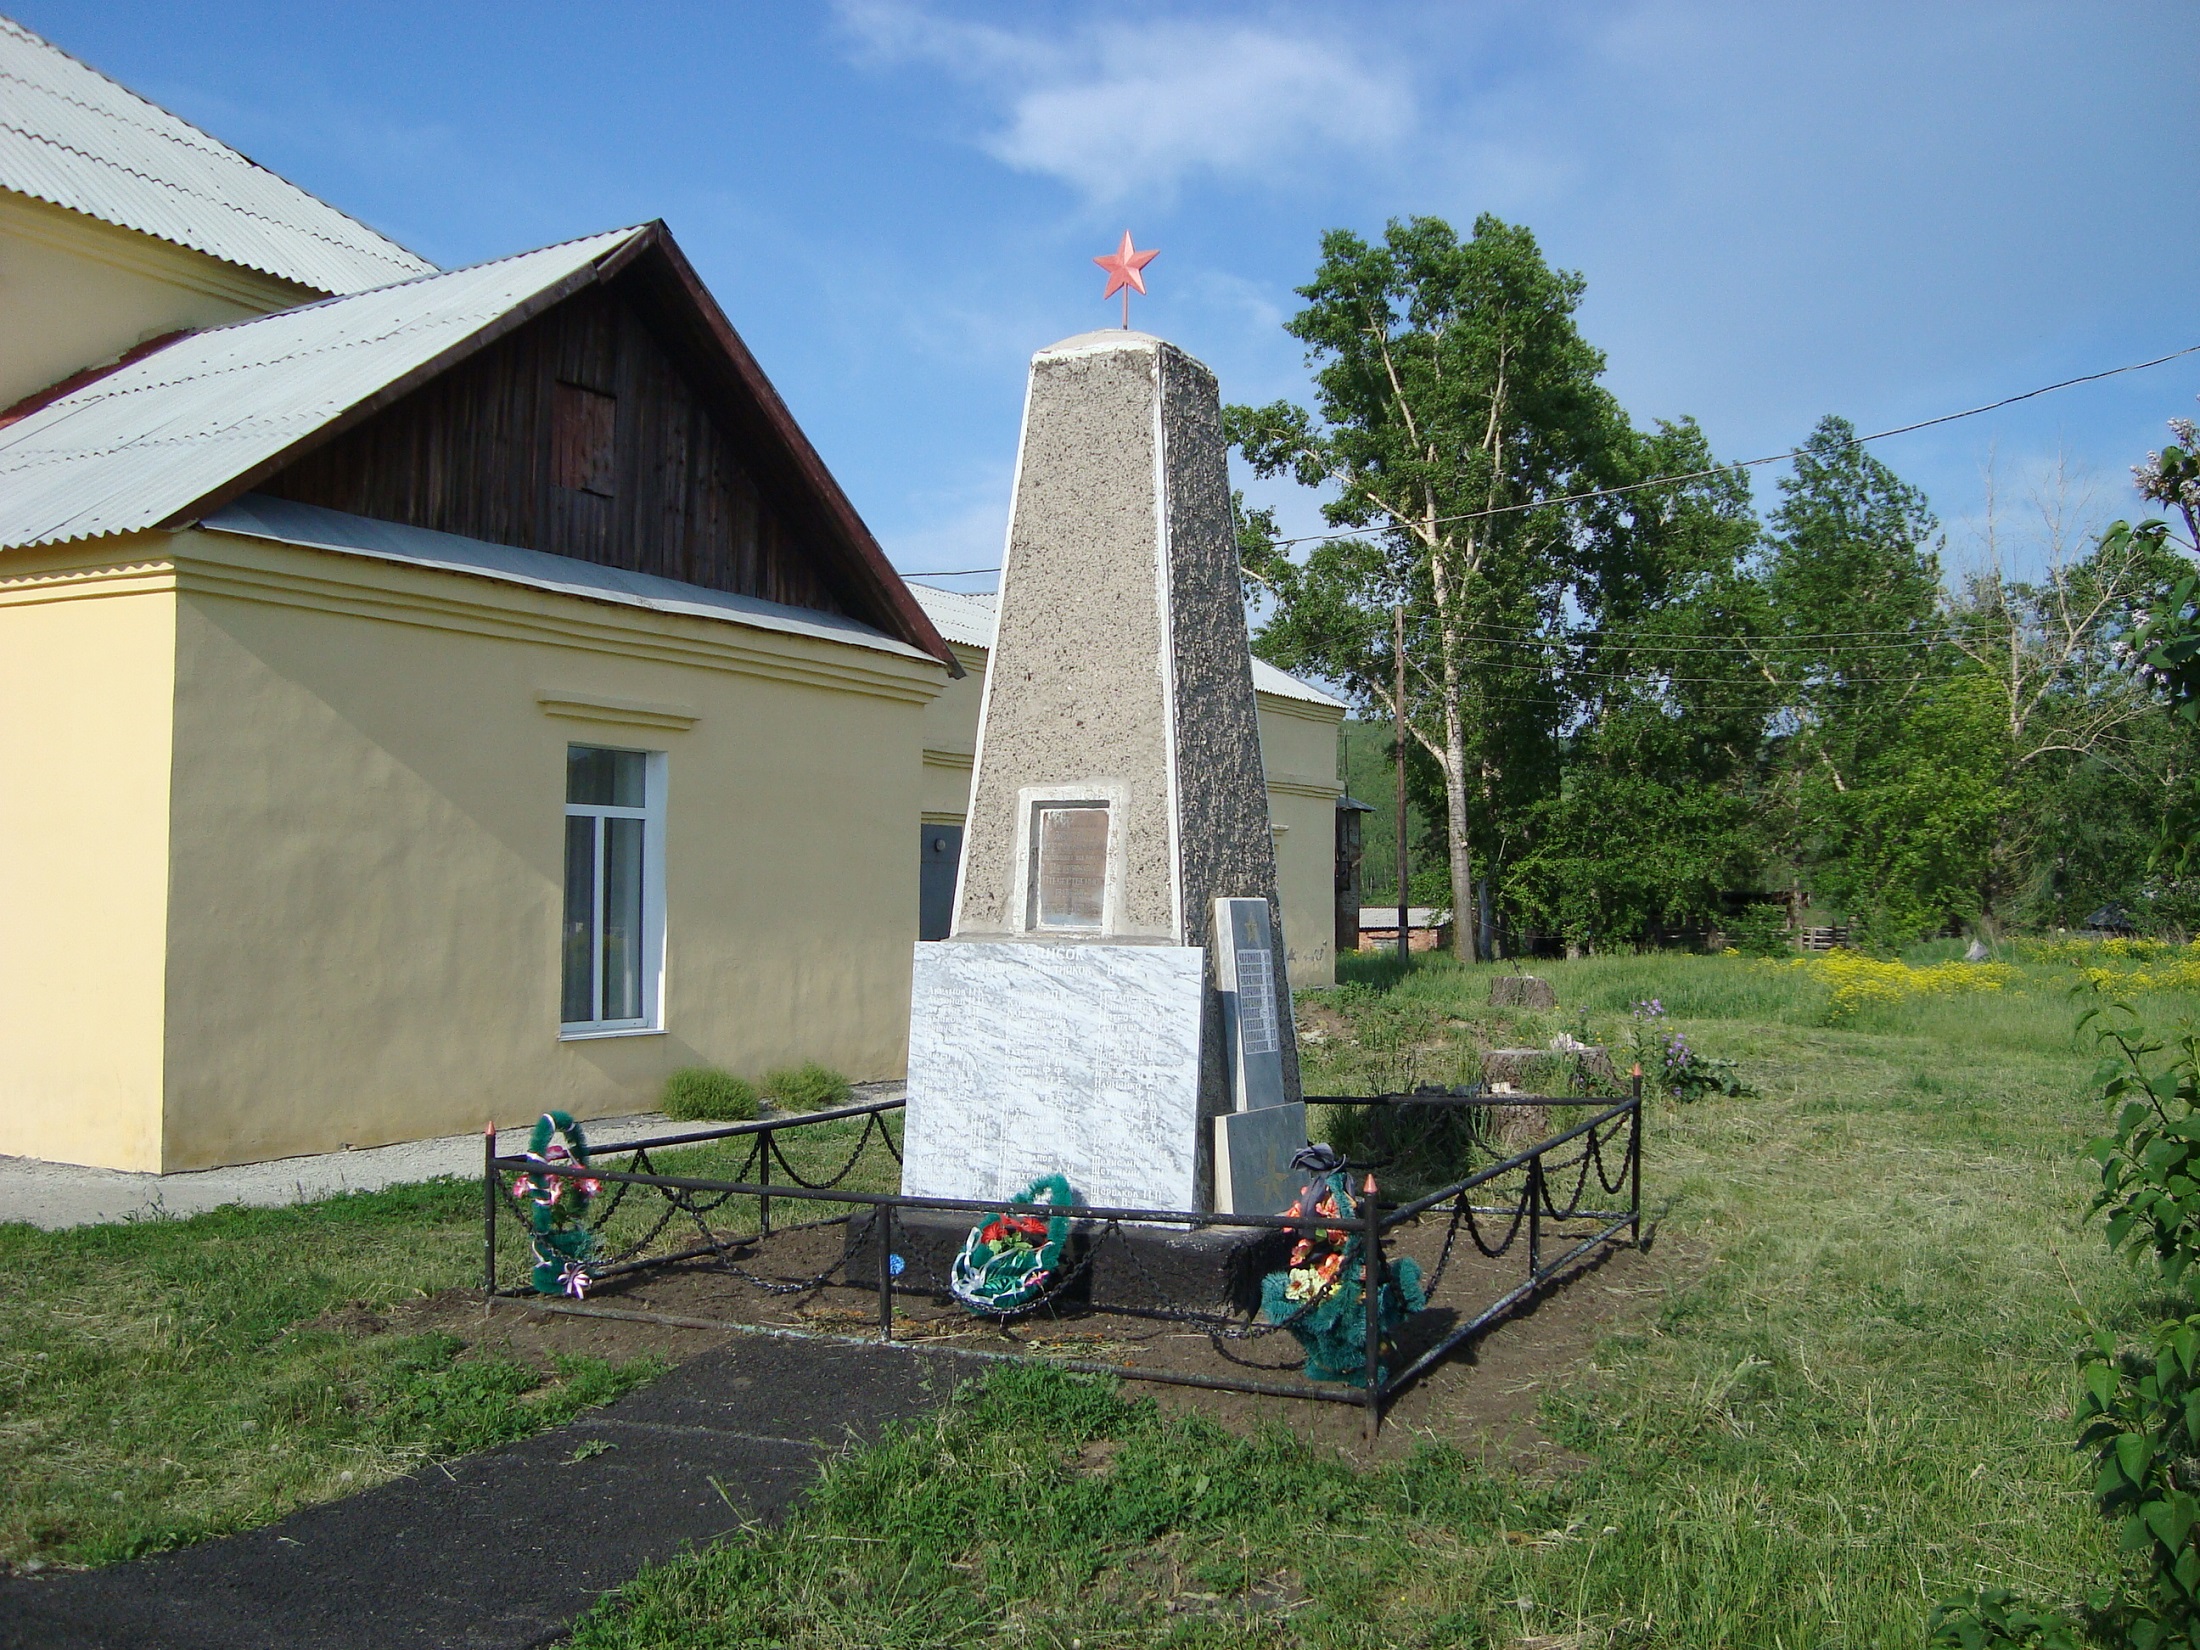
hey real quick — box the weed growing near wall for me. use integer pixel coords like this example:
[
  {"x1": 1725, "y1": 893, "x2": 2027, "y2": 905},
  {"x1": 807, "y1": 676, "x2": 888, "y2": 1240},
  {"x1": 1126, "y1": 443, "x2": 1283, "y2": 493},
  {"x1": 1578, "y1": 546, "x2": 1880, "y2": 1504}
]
[
  {"x1": 661, "y1": 1067, "x2": 759, "y2": 1123},
  {"x1": 760, "y1": 1063, "x2": 853, "y2": 1112}
]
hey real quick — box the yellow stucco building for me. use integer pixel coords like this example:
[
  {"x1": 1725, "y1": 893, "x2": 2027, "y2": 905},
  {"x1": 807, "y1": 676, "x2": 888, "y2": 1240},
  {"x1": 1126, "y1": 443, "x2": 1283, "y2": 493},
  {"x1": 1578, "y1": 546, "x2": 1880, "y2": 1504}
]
[
  {"x1": 1, "y1": 132, "x2": 960, "y2": 1172},
  {"x1": 0, "y1": 15, "x2": 434, "y2": 414}
]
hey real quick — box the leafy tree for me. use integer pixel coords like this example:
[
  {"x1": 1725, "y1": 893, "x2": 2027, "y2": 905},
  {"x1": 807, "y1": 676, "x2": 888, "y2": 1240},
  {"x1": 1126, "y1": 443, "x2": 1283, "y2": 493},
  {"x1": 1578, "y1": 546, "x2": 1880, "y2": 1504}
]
[
  {"x1": 1754, "y1": 416, "x2": 1951, "y2": 927},
  {"x1": 1229, "y1": 215, "x2": 1623, "y2": 959},
  {"x1": 2018, "y1": 733, "x2": 2200, "y2": 937},
  {"x1": 1813, "y1": 673, "x2": 2004, "y2": 943},
  {"x1": 1232, "y1": 229, "x2": 2198, "y2": 956},
  {"x1": 1507, "y1": 767, "x2": 1754, "y2": 947},
  {"x1": 2126, "y1": 411, "x2": 2200, "y2": 877},
  {"x1": 1950, "y1": 485, "x2": 2185, "y2": 924},
  {"x1": 1519, "y1": 417, "x2": 1771, "y2": 947}
]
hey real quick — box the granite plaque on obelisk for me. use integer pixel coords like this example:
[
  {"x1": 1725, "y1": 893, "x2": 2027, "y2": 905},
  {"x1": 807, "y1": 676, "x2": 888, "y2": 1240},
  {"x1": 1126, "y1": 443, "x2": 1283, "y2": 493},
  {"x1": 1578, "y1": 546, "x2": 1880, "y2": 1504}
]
[{"x1": 900, "y1": 328, "x2": 1304, "y2": 1216}]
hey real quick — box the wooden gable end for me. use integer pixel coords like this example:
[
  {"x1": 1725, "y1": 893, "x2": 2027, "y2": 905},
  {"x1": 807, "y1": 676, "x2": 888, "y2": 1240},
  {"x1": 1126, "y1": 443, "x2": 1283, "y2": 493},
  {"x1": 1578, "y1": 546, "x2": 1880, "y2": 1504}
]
[{"x1": 260, "y1": 283, "x2": 844, "y2": 614}]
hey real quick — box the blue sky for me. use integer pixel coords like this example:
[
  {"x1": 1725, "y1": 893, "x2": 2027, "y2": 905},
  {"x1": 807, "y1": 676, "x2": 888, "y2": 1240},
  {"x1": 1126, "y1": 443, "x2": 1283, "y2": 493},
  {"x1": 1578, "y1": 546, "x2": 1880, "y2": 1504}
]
[{"x1": 19, "y1": 1, "x2": 2197, "y2": 589}]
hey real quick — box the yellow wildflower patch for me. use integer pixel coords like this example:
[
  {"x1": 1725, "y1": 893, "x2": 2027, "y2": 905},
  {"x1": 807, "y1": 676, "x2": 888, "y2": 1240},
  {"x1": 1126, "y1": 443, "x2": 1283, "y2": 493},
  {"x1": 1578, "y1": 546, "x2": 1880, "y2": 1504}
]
[
  {"x1": 1782, "y1": 952, "x2": 2015, "y2": 1018},
  {"x1": 2013, "y1": 936, "x2": 2198, "y2": 966},
  {"x1": 2005, "y1": 937, "x2": 2200, "y2": 995},
  {"x1": 2074, "y1": 956, "x2": 2200, "y2": 995}
]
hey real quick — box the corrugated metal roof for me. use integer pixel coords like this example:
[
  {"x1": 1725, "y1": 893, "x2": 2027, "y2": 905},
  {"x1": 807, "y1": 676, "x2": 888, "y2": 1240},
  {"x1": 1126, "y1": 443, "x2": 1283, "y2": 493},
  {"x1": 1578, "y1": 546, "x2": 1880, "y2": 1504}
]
[
  {"x1": 205, "y1": 494, "x2": 933, "y2": 663},
  {"x1": 905, "y1": 581, "x2": 997, "y2": 650},
  {"x1": 906, "y1": 582, "x2": 1349, "y2": 710},
  {"x1": 0, "y1": 227, "x2": 642, "y2": 551},
  {"x1": 0, "y1": 15, "x2": 435, "y2": 294},
  {"x1": 1250, "y1": 657, "x2": 1350, "y2": 711}
]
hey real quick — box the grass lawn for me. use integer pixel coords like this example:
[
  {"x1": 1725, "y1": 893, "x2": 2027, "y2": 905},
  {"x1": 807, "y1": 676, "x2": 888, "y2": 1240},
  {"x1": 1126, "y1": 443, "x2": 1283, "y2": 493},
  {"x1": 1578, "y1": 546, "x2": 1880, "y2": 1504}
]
[
  {"x1": 7, "y1": 948, "x2": 2192, "y2": 1643},
  {"x1": 564, "y1": 946, "x2": 2196, "y2": 1648},
  {"x1": 0, "y1": 1110, "x2": 899, "y2": 1569}
]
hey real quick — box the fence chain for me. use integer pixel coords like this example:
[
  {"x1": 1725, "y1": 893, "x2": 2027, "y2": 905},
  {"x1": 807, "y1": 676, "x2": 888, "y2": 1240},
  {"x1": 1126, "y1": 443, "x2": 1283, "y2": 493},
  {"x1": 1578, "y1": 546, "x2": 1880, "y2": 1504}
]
[
  {"x1": 764, "y1": 1112, "x2": 897, "y2": 1191},
  {"x1": 487, "y1": 1094, "x2": 1640, "y2": 1398}
]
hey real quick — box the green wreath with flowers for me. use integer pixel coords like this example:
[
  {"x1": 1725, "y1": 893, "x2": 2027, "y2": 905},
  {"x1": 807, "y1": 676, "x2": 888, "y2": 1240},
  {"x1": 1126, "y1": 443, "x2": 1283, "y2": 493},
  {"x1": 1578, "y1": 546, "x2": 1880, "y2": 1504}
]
[
  {"x1": 1259, "y1": 1148, "x2": 1425, "y2": 1386},
  {"x1": 949, "y1": 1174, "x2": 1077, "y2": 1315},
  {"x1": 508, "y1": 1111, "x2": 604, "y2": 1297}
]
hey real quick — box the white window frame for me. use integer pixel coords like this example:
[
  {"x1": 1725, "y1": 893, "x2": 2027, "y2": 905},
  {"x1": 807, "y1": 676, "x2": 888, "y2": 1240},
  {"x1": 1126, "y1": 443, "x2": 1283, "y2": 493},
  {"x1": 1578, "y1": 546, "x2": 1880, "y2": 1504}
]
[{"x1": 559, "y1": 746, "x2": 668, "y2": 1039}]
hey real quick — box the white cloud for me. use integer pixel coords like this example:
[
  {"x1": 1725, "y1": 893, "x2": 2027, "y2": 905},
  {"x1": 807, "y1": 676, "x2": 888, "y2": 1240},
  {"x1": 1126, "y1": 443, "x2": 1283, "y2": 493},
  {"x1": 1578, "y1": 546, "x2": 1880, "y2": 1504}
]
[{"x1": 835, "y1": 2, "x2": 1413, "y2": 203}]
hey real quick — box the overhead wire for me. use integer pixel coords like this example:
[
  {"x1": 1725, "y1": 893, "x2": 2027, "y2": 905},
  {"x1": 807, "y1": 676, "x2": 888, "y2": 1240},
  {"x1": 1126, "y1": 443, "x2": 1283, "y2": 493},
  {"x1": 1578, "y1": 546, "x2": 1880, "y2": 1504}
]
[
  {"x1": 1399, "y1": 620, "x2": 1957, "y2": 654},
  {"x1": 1379, "y1": 652, "x2": 1955, "y2": 688},
  {"x1": 895, "y1": 340, "x2": 2200, "y2": 579},
  {"x1": 1260, "y1": 340, "x2": 2200, "y2": 550}
]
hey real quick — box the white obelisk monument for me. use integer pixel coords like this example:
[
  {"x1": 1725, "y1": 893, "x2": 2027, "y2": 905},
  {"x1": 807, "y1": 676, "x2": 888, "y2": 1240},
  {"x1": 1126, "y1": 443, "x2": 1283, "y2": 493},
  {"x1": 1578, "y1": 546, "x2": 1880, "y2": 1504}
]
[{"x1": 899, "y1": 321, "x2": 1306, "y2": 1216}]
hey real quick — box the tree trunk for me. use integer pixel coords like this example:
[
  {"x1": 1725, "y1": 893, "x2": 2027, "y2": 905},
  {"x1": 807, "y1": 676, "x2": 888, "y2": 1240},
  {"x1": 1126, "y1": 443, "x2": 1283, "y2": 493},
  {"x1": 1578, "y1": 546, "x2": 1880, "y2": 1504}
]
[{"x1": 1443, "y1": 688, "x2": 1478, "y2": 963}]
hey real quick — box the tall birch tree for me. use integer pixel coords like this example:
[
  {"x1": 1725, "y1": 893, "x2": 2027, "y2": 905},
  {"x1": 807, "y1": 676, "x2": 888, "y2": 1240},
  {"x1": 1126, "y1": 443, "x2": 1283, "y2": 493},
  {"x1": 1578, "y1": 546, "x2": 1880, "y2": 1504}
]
[{"x1": 1228, "y1": 215, "x2": 1619, "y2": 960}]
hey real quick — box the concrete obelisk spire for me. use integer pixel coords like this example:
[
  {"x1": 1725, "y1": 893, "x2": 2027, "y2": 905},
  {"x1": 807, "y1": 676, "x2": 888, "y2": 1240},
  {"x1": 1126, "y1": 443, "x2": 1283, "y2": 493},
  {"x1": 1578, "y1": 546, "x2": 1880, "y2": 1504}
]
[
  {"x1": 902, "y1": 328, "x2": 1302, "y2": 1216},
  {"x1": 951, "y1": 329, "x2": 1288, "y2": 965}
]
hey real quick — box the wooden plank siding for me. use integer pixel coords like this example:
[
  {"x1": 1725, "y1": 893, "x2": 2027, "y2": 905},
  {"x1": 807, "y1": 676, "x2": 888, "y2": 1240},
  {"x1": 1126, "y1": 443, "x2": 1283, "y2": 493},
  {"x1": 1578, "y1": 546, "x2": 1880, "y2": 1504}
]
[{"x1": 261, "y1": 283, "x2": 845, "y2": 615}]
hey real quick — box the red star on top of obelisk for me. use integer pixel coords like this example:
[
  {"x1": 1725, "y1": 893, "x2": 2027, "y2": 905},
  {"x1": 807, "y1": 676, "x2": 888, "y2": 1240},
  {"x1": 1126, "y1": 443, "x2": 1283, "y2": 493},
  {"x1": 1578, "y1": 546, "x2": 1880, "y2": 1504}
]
[{"x1": 1093, "y1": 230, "x2": 1158, "y2": 329}]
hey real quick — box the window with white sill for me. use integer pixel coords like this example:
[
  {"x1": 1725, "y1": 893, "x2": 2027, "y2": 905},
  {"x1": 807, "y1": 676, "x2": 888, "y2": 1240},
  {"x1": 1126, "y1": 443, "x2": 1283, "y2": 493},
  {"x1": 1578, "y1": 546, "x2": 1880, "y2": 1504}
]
[{"x1": 560, "y1": 744, "x2": 665, "y2": 1035}]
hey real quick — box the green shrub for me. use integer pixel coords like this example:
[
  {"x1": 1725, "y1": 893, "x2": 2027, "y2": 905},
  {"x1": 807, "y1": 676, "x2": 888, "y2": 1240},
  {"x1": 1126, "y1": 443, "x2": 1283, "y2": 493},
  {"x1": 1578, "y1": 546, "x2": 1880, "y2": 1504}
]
[
  {"x1": 1319, "y1": 1097, "x2": 1486, "y2": 1195},
  {"x1": 760, "y1": 1062, "x2": 853, "y2": 1112},
  {"x1": 1725, "y1": 903, "x2": 1793, "y2": 957},
  {"x1": 1927, "y1": 1587, "x2": 2085, "y2": 1648},
  {"x1": 659, "y1": 1067, "x2": 759, "y2": 1122}
]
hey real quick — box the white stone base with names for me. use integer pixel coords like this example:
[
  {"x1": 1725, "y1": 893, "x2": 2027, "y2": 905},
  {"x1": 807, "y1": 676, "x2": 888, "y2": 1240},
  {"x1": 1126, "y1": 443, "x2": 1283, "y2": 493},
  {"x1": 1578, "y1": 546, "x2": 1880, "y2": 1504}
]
[{"x1": 901, "y1": 942, "x2": 1206, "y2": 1212}]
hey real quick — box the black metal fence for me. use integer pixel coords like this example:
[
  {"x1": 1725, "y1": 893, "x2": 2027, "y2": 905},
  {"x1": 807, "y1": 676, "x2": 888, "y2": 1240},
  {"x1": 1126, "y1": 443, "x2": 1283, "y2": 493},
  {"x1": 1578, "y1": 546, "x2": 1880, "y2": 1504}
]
[{"x1": 483, "y1": 1078, "x2": 1643, "y2": 1436}]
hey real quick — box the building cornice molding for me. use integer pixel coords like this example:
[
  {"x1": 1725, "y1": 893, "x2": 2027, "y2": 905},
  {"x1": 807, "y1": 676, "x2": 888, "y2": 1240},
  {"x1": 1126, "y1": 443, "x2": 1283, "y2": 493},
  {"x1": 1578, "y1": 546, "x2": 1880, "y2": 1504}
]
[
  {"x1": 166, "y1": 528, "x2": 946, "y2": 706},
  {"x1": 0, "y1": 188, "x2": 313, "y2": 314},
  {"x1": 535, "y1": 692, "x2": 700, "y2": 732},
  {"x1": 0, "y1": 546, "x2": 176, "y2": 608},
  {"x1": 1252, "y1": 691, "x2": 1348, "y2": 727},
  {"x1": 1265, "y1": 774, "x2": 1343, "y2": 801}
]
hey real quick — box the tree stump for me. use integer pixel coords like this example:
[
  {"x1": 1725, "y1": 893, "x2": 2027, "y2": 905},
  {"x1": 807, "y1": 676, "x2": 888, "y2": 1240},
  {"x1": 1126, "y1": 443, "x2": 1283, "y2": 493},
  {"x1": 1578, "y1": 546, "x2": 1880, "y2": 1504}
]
[
  {"x1": 1489, "y1": 975, "x2": 1557, "y2": 1011},
  {"x1": 1480, "y1": 1048, "x2": 1550, "y2": 1090},
  {"x1": 1481, "y1": 1048, "x2": 1553, "y2": 1149},
  {"x1": 1481, "y1": 1043, "x2": 1616, "y2": 1149}
]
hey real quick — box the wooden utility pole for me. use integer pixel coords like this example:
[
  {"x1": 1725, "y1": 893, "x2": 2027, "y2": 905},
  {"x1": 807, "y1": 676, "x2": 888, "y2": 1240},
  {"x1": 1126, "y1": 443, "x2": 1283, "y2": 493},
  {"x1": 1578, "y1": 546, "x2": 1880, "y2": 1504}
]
[{"x1": 1394, "y1": 602, "x2": 1409, "y2": 964}]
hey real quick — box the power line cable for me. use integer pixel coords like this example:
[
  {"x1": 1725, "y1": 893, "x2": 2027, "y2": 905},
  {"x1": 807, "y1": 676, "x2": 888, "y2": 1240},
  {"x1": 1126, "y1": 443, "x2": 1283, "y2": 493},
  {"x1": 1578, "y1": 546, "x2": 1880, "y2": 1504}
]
[
  {"x1": 1377, "y1": 653, "x2": 1957, "y2": 688},
  {"x1": 897, "y1": 342, "x2": 2199, "y2": 606},
  {"x1": 1423, "y1": 620, "x2": 1955, "y2": 652},
  {"x1": 1259, "y1": 341, "x2": 2200, "y2": 551}
]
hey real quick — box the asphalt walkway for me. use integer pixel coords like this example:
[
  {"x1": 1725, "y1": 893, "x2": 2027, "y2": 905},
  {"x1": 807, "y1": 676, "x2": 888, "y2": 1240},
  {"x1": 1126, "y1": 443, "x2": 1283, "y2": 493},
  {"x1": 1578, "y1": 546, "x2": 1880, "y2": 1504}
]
[{"x1": 0, "y1": 1331, "x2": 983, "y2": 1649}]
